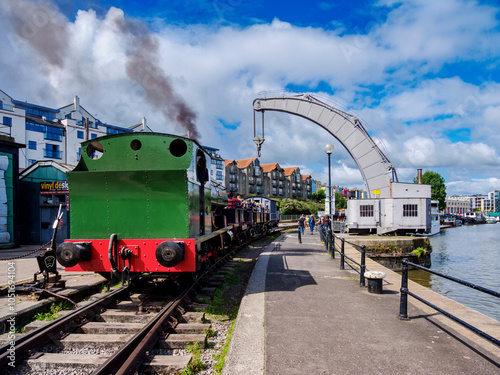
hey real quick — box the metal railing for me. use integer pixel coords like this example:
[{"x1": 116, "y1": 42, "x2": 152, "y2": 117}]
[
  {"x1": 327, "y1": 232, "x2": 366, "y2": 287},
  {"x1": 399, "y1": 258, "x2": 500, "y2": 347}
]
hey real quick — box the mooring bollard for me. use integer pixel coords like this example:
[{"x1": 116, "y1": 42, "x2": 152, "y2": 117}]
[{"x1": 364, "y1": 270, "x2": 386, "y2": 294}]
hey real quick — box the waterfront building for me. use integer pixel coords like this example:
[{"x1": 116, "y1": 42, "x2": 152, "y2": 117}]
[
  {"x1": 204, "y1": 146, "x2": 225, "y2": 188},
  {"x1": 468, "y1": 194, "x2": 488, "y2": 211},
  {"x1": 0, "y1": 90, "x2": 132, "y2": 169},
  {"x1": 283, "y1": 167, "x2": 302, "y2": 199},
  {"x1": 444, "y1": 196, "x2": 471, "y2": 215},
  {"x1": 488, "y1": 190, "x2": 500, "y2": 213},
  {"x1": 260, "y1": 163, "x2": 285, "y2": 198}
]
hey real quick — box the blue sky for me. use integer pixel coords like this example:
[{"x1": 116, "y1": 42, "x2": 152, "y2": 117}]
[{"x1": 2, "y1": 0, "x2": 500, "y2": 195}]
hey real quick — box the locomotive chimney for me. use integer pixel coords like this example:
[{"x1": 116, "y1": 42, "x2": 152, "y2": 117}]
[{"x1": 417, "y1": 169, "x2": 422, "y2": 184}]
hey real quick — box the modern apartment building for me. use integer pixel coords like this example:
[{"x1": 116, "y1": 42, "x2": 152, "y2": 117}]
[
  {"x1": 488, "y1": 190, "x2": 500, "y2": 213},
  {"x1": 261, "y1": 163, "x2": 285, "y2": 198},
  {"x1": 0, "y1": 90, "x2": 131, "y2": 169}
]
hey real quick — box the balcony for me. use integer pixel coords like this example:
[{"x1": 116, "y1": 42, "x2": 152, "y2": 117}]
[
  {"x1": 272, "y1": 181, "x2": 277, "y2": 188},
  {"x1": 249, "y1": 177, "x2": 255, "y2": 185},
  {"x1": 229, "y1": 175, "x2": 237, "y2": 183},
  {"x1": 229, "y1": 166, "x2": 237, "y2": 173},
  {"x1": 253, "y1": 169, "x2": 261, "y2": 177},
  {"x1": 271, "y1": 171, "x2": 277, "y2": 179},
  {"x1": 256, "y1": 178, "x2": 262, "y2": 185}
]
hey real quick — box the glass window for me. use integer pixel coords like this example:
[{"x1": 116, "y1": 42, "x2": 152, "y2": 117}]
[
  {"x1": 216, "y1": 171, "x2": 223, "y2": 180},
  {"x1": 28, "y1": 159, "x2": 36, "y2": 165},
  {"x1": 28, "y1": 141, "x2": 37, "y2": 150},
  {"x1": 360, "y1": 205, "x2": 374, "y2": 217},
  {"x1": 77, "y1": 131, "x2": 84, "y2": 139},
  {"x1": 91, "y1": 133, "x2": 97, "y2": 139},
  {"x1": 403, "y1": 204, "x2": 418, "y2": 217},
  {"x1": 3, "y1": 117, "x2": 12, "y2": 126}
]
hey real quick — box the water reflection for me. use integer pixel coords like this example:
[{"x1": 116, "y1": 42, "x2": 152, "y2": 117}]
[{"x1": 408, "y1": 224, "x2": 500, "y2": 322}]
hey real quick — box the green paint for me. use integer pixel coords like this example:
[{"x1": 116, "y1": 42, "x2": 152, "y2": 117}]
[{"x1": 69, "y1": 133, "x2": 193, "y2": 239}]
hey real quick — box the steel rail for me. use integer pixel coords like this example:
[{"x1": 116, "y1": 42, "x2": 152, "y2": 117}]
[
  {"x1": 0, "y1": 285, "x2": 129, "y2": 367},
  {"x1": 94, "y1": 228, "x2": 283, "y2": 375},
  {"x1": 93, "y1": 285, "x2": 192, "y2": 375}
]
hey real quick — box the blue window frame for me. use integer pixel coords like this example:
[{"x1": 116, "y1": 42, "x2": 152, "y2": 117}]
[
  {"x1": 28, "y1": 141, "x2": 37, "y2": 150},
  {"x1": 77, "y1": 131, "x2": 84, "y2": 139},
  {"x1": 44, "y1": 144, "x2": 62, "y2": 159},
  {"x1": 3, "y1": 117, "x2": 12, "y2": 126},
  {"x1": 216, "y1": 171, "x2": 223, "y2": 181},
  {"x1": 91, "y1": 133, "x2": 97, "y2": 139}
]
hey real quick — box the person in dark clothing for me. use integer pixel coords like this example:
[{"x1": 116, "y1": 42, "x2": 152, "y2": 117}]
[
  {"x1": 309, "y1": 215, "x2": 316, "y2": 234},
  {"x1": 298, "y1": 214, "x2": 305, "y2": 235}
]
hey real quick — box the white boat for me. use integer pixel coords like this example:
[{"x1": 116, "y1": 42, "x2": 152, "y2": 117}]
[{"x1": 485, "y1": 216, "x2": 497, "y2": 224}]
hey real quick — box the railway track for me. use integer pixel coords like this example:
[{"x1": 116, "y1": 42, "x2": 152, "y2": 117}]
[{"x1": 1, "y1": 229, "x2": 284, "y2": 374}]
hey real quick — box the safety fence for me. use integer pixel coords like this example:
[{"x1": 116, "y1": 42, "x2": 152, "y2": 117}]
[
  {"x1": 319, "y1": 230, "x2": 367, "y2": 287},
  {"x1": 399, "y1": 258, "x2": 500, "y2": 347}
]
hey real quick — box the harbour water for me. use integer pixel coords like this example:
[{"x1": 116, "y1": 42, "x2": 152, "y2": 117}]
[{"x1": 408, "y1": 223, "x2": 500, "y2": 322}]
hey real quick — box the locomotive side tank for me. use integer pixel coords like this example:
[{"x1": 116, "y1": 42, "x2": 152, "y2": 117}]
[{"x1": 57, "y1": 132, "x2": 212, "y2": 273}]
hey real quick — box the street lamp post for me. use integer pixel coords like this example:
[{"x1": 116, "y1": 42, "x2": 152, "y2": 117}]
[
  {"x1": 324, "y1": 143, "x2": 334, "y2": 256},
  {"x1": 324, "y1": 143, "x2": 334, "y2": 216}
]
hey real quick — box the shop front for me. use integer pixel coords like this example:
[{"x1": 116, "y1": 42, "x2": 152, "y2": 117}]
[{"x1": 20, "y1": 161, "x2": 72, "y2": 245}]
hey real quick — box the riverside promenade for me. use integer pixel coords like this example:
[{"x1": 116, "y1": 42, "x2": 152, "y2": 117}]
[{"x1": 223, "y1": 229, "x2": 500, "y2": 375}]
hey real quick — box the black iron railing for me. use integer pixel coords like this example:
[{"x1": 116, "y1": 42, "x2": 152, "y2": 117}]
[
  {"x1": 399, "y1": 258, "x2": 500, "y2": 347},
  {"x1": 323, "y1": 231, "x2": 366, "y2": 287}
]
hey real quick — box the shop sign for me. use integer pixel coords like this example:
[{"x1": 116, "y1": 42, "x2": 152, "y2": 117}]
[{"x1": 40, "y1": 181, "x2": 69, "y2": 192}]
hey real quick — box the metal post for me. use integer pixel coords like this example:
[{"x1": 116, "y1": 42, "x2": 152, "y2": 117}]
[
  {"x1": 360, "y1": 245, "x2": 366, "y2": 287},
  {"x1": 399, "y1": 258, "x2": 409, "y2": 320},
  {"x1": 340, "y1": 237, "x2": 345, "y2": 269},
  {"x1": 329, "y1": 230, "x2": 334, "y2": 259},
  {"x1": 328, "y1": 152, "x2": 332, "y2": 220}
]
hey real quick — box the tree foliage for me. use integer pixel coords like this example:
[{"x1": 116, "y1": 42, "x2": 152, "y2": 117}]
[
  {"x1": 312, "y1": 189, "x2": 326, "y2": 202},
  {"x1": 335, "y1": 191, "x2": 347, "y2": 209},
  {"x1": 414, "y1": 171, "x2": 447, "y2": 210}
]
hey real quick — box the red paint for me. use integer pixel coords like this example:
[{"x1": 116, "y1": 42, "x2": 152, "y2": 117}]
[{"x1": 63, "y1": 238, "x2": 196, "y2": 273}]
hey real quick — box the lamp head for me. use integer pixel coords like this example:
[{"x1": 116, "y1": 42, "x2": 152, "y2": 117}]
[{"x1": 324, "y1": 143, "x2": 334, "y2": 155}]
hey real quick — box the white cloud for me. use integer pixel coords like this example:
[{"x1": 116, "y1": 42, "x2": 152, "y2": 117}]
[{"x1": 1, "y1": 0, "x2": 500, "y2": 196}]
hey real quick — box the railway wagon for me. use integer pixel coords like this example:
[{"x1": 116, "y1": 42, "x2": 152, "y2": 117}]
[{"x1": 56, "y1": 132, "x2": 237, "y2": 277}]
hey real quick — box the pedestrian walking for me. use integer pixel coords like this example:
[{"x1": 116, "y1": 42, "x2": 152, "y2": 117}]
[
  {"x1": 298, "y1": 214, "x2": 305, "y2": 235},
  {"x1": 309, "y1": 215, "x2": 315, "y2": 234}
]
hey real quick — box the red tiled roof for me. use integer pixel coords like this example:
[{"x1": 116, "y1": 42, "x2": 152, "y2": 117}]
[
  {"x1": 236, "y1": 158, "x2": 257, "y2": 169},
  {"x1": 283, "y1": 167, "x2": 299, "y2": 176},
  {"x1": 225, "y1": 159, "x2": 235, "y2": 167},
  {"x1": 260, "y1": 163, "x2": 281, "y2": 173}
]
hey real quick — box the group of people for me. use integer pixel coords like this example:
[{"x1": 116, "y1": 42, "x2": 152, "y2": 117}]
[
  {"x1": 227, "y1": 192, "x2": 268, "y2": 212},
  {"x1": 298, "y1": 214, "x2": 330, "y2": 235}
]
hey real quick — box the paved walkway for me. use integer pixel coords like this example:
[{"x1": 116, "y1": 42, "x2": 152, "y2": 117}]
[{"x1": 224, "y1": 230, "x2": 500, "y2": 375}]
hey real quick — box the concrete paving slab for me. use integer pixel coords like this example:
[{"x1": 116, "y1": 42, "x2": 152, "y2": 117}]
[{"x1": 224, "y1": 230, "x2": 500, "y2": 375}]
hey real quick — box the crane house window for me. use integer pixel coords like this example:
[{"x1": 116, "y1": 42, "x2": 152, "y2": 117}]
[
  {"x1": 360, "y1": 205, "x2": 374, "y2": 217},
  {"x1": 28, "y1": 141, "x2": 37, "y2": 150},
  {"x1": 403, "y1": 204, "x2": 418, "y2": 217},
  {"x1": 3, "y1": 117, "x2": 12, "y2": 126},
  {"x1": 77, "y1": 131, "x2": 84, "y2": 139}
]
